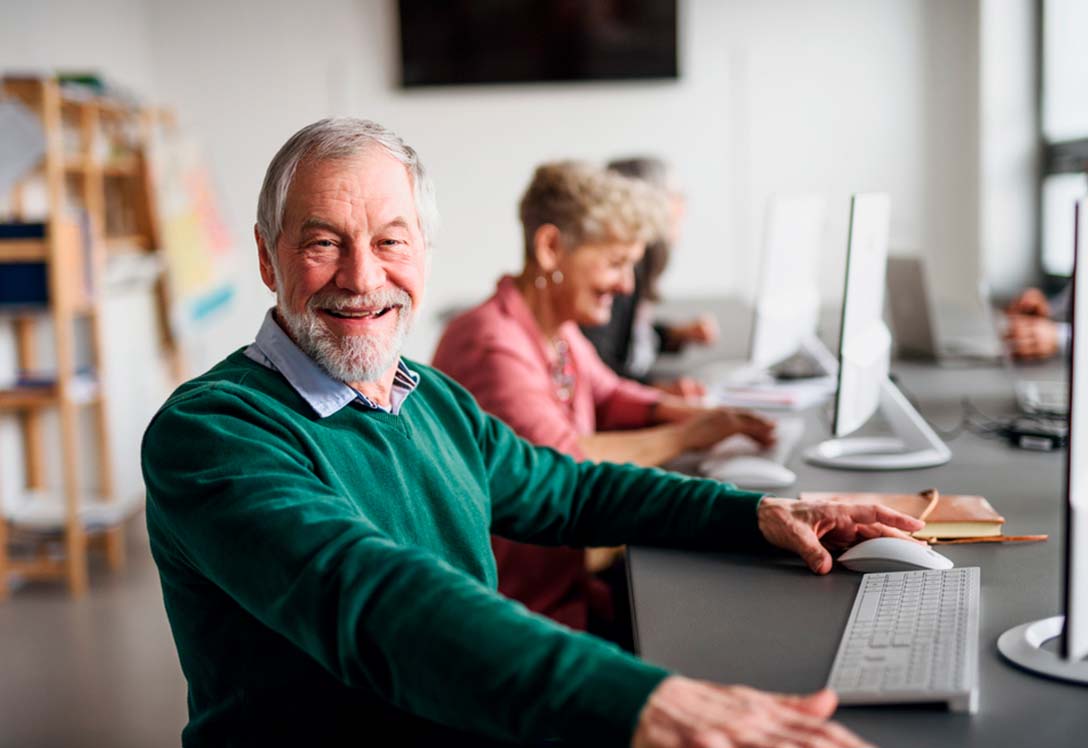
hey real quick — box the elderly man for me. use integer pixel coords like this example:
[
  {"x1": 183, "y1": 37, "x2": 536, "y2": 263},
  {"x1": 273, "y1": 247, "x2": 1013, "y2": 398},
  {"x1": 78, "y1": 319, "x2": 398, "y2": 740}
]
[{"x1": 142, "y1": 118, "x2": 921, "y2": 747}]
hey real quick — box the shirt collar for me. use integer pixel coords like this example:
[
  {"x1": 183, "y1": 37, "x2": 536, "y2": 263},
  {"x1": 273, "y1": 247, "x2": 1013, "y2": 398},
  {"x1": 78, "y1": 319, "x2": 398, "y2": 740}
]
[{"x1": 245, "y1": 308, "x2": 419, "y2": 418}]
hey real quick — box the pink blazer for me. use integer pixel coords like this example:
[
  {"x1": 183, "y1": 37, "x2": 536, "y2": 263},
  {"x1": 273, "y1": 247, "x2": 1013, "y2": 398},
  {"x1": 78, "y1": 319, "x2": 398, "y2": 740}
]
[
  {"x1": 433, "y1": 276, "x2": 662, "y2": 630},
  {"x1": 433, "y1": 276, "x2": 661, "y2": 456}
]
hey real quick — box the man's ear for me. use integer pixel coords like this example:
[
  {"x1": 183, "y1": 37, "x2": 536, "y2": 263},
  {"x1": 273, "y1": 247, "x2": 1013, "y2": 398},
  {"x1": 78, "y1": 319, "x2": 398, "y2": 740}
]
[
  {"x1": 531, "y1": 224, "x2": 563, "y2": 272},
  {"x1": 256, "y1": 225, "x2": 277, "y2": 293}
]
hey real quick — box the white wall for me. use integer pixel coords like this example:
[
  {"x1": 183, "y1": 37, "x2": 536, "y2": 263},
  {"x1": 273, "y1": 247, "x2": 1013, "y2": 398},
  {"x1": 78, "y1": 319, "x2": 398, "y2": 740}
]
[
  {"x1": 1, "y1": 0, "x2": 1035, "y2": 504},
  {"x1": 980, "y1": 0, "x2": 1040, "y2": 296},
  {"x1": 144, "y1": 0, "x2": 989, "y2": 361}
]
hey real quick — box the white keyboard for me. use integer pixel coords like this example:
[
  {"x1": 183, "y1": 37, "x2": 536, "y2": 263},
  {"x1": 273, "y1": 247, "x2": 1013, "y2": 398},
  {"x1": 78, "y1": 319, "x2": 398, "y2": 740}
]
[
  {"x1": 1015, "y1": 380, "x2": 1069, "y2": 417},
  {"x1": 827, "y1": 568, "x2": 980, "y2": 713}
]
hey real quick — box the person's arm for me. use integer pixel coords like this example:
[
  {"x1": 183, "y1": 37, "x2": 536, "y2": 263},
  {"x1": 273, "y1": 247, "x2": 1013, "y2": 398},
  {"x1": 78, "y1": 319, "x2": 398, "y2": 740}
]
[
  {"x1": 577, "y1": 406, "x2": 776, "y2": 467},
  {"x1": 657, "y1": 314, "x2": 720, "y2": 351},
  {"x1": 578, "y1": 421, "x2": 690, "y2": 466},
  {"x1": 571, "y1": 333, "x2": 773, "y2": 466},
  {"x1": 458, "y1": 375, "x2": 921, "y2": 747},
  {"x1": 143, "y1": 384, "x2": 668, "y2": 746}
]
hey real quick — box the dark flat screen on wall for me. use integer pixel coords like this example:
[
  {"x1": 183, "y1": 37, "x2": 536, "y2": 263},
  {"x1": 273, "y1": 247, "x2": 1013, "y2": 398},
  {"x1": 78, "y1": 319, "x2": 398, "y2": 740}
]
[{"x1": 398, "y1": 1, "x2": 678, "y2": 87}]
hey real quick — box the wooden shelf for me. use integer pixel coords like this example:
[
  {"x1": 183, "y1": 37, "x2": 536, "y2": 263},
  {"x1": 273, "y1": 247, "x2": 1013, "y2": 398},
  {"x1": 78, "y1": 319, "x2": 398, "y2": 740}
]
[
  {"x1": 64, "y1": 157, "x2": 89, "y2": 173},
  {"x1": 103, "y1": 158, "x2": 140, "y2": 177},
  {"x1": 0, "y1": 387, "x2": 58, "y2": 409},
  {"x1": 0, "y1": 381, "x2": 101, "y2": 410},
  {"x1": 1, "y1": 75, "x2": 158, "y2": 597},
  {"x1": 0, "y1": 239, "x2": 48, "y2": 262}
]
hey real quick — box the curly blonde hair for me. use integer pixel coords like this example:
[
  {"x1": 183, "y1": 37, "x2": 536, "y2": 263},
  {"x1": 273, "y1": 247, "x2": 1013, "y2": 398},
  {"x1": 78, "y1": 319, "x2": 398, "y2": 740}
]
[{"x1": 518, "y1": 161, "x2": 669, "y2": 261}]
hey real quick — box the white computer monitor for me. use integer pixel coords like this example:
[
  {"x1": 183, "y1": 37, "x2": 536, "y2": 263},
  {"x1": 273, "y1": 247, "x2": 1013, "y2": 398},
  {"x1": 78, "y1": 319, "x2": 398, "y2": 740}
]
[
  {"x1": 998, "y1": 197, "x2": 1088, "y2": 683},
  {"x1": 803, "y1": 193, "x2": 951, "y2": 470},
  {"x1": 748, "y1": 194, "x2": 836, "y2": 374}
]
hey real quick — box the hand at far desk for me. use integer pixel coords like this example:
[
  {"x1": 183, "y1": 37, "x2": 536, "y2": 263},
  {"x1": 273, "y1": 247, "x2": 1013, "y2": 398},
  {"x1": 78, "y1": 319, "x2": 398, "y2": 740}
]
[
  {"x1": 667, "y1": 314, "x2": 720, "y2": 346},
  {"x1": 1006, "y1": 287, "x2": 1051, "y2": 318},
  {"x1": 1004, "y1": 314, "x2": 1060, "y2": 360},
  {"x1": 757, "y1": 498, "x2": 925, "y2": 574},
  {"x1": 632, "y1": 677, "x2": 869, "y2": 748},
  {"x1": 651, "y1": 376, "x2": 706, "y2": 400}
]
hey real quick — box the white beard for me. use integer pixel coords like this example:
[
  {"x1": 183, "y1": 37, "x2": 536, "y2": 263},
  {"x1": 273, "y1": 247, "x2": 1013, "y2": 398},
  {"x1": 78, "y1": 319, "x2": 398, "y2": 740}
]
[{"x1": 277, "y1": 287, "x2": 413, "y2": 383}]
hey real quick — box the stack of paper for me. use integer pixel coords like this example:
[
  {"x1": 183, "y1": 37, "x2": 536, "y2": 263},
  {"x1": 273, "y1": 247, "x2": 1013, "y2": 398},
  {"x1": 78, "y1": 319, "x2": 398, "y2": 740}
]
[{"x1": 709, "y1": 375, "x2": 837, "y2": 411}]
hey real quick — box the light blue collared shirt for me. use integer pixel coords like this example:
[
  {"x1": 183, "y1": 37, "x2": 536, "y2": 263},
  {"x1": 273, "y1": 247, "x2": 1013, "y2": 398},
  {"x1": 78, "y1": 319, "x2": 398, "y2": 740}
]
[{"x1": 244, "y1": 309, "x2": 419, "y2": 417}]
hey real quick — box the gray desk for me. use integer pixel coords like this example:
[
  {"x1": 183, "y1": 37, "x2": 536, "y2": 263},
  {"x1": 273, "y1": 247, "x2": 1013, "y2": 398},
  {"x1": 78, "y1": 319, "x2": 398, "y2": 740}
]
[{"x1": 631, "y1": 309, "x2": 1082, "y2": 746}]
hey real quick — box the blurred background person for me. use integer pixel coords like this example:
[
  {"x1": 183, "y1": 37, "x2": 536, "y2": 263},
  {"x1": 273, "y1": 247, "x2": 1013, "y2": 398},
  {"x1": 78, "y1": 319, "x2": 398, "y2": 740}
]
[
  {"x1": 581, "y1": 156, "x2": 718, "y2": 399},
  {"x1": 1005, "y1": 284, "x2": 1069, "y2": 361},
  {"x1": 432, "y1": 161, "x2": 774, "y2": 646}
]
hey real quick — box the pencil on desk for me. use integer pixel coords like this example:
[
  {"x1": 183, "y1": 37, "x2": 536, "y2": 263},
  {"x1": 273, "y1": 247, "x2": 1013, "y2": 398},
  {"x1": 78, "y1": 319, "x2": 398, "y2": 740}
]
[{"x1": 928, "y1": 535, "x2": 1049, "y2": 545}]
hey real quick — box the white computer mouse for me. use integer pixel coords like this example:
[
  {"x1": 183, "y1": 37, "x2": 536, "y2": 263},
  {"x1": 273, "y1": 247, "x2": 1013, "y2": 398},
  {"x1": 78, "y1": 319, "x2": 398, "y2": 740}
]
[
  {"x1": 837, "y1": 537, "x2": 954, "y2": 573},
  {"x1": 701, "y1": 456, "x2": 797, "y2": 489}
]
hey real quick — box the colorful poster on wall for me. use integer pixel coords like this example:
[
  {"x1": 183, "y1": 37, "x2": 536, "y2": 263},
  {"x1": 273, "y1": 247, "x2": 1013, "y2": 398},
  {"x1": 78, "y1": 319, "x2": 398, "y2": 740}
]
[{"x1": 149, "y1": 130, "x2": 236, "y2": 338}]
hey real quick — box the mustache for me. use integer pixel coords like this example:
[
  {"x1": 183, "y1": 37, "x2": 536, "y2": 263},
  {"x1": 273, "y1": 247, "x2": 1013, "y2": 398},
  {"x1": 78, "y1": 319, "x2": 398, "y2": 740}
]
[{"x1": 308, "y1": 287, "x2": 412, "y2": 312}]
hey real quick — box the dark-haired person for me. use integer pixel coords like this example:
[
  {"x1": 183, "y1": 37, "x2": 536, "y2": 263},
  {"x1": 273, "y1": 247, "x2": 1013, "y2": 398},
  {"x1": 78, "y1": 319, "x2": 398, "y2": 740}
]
[{"x1": 581, "y1": 157, "x2": 717, "y2": 399}]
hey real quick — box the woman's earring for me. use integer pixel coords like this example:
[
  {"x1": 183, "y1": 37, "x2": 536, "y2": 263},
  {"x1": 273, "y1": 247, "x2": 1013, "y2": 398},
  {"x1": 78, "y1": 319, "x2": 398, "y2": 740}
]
[
  {"x1": 551, "y1": 270, "x2": 564, "y2": 285},
  {"x1": 535, "y1": 275, "x2": 548, "y2": 289}
]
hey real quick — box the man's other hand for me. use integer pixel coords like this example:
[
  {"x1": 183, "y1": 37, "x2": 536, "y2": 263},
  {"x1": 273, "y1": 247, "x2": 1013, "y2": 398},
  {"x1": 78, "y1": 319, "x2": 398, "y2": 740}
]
[
  {"x1": 757, "y1": 497, "x2": 925, "y2": 574},
  {"x1": 633, "y1": 677, "x2": 869, "y2": 748}
]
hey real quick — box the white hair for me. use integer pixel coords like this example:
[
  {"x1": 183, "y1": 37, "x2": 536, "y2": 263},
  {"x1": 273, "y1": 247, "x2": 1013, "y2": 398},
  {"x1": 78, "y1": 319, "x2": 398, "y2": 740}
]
[{"x1": 256, "y1": 117, "x2": 438, "y2": 255}]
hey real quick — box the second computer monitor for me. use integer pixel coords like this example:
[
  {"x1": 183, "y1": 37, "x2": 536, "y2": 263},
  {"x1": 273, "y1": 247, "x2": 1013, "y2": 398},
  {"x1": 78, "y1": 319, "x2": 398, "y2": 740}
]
[
  {"x1": 803, "y1": 193, "x2": 950, "y2": 470},
  {"x1": 748, "y1": 194, "x2": 829, "y2": 370},
  {"x1": 834, "y1": 193, "x2": 892, "y2": 436}
]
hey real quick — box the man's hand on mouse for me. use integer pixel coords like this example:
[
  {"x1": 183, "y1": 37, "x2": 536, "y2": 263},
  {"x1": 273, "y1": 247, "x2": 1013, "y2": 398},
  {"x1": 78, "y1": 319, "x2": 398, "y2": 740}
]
[{"x1": 757, "y1": 497, "x2": 926, "y2": 574}]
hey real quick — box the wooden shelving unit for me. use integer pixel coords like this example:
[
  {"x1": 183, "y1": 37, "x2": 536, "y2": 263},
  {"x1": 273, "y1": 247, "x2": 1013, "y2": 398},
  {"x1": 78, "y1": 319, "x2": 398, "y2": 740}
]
[{"x1": 0, "y1": 76, "x2": 171, "y2": 598}]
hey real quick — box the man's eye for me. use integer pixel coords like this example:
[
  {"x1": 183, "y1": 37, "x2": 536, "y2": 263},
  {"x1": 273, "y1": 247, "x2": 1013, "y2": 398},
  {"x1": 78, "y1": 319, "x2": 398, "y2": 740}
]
[{"x1": 309, "y1": 239, "x2": 337, "y2": 248}]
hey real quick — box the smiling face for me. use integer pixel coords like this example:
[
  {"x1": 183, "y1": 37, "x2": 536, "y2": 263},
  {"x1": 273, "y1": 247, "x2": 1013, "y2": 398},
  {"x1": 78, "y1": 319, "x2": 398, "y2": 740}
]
[
  {"x1": 257, "y1": 148, "x2": 426, "y2": 385},
  {"x1": 552, "y1": 238, "x2": 645, "y2": 327}
]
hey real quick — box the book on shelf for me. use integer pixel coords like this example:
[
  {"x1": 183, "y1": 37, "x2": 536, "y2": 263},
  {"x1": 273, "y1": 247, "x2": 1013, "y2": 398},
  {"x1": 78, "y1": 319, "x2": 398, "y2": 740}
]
[
  {"x1": 0, "y1": 221, "x2": 46, "y2": 239},
  {"x1": 799, "y1": 491, "x2": 1006, "y2": 539},
  {"x1": 2, "y1": 368, "x2": 98, "y2": 401},
  {"x1": 5, "y1": 489, "x2": 142, "y2": 533}
]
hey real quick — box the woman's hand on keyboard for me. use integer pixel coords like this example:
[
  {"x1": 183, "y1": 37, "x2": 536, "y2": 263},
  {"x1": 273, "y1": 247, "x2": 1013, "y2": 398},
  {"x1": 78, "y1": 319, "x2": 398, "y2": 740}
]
[{"x1": 757, "y1": 497, "x2": 926, "y2": 574}]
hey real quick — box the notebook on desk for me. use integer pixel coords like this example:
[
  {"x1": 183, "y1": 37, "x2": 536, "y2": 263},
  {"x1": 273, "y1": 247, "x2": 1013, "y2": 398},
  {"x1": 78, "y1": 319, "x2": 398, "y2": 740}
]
[{"x1": 800, "y1": 491, "x2": 1005, "y2": 539}]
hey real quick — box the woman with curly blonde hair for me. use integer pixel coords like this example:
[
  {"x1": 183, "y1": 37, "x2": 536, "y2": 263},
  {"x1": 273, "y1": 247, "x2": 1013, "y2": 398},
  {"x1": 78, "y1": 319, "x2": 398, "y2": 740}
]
[{"x1": 433, "y1": 161, "x2": 773, "y2": 645}]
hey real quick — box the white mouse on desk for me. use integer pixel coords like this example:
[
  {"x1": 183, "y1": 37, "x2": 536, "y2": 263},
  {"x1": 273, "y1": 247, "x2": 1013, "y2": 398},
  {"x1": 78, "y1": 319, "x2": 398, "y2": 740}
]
[
  {"x1": 700, "y1": 456, "x2": 797, "y2": 489},
  {"x1": 837, "y1": 537, "x2": 954, "y2": 573}
]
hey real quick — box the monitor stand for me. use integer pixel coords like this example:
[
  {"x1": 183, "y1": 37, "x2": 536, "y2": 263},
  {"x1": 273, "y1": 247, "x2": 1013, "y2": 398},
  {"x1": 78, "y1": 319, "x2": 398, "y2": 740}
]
[
  {"x1": 998, "y1": 616, "x2": 1088, "y2": 685},
  {"x1": 769, "y1": 335, "x2": 839, "y2": 381},
  {"x1": 803, "y1": 378, "x2": 951, "y2": 470}
]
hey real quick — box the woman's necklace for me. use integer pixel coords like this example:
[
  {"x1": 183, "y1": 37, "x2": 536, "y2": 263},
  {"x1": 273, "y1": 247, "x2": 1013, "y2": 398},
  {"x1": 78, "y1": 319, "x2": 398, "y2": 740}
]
[{"x1": 549, "y1": 336, "x2": 575, "y2": 404}]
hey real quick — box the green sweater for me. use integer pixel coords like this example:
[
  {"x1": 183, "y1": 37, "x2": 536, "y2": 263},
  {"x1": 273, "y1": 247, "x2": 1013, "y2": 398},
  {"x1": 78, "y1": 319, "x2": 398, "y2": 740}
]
[{"x1": 142, "y1": 350, "x2": 768, "y2": 747}]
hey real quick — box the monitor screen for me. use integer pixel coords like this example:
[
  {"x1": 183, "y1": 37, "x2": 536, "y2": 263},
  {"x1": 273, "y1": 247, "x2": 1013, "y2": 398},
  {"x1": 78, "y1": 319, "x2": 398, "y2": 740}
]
[
  {"x1": 398, "y1": 0, "x2": 679, "y2": 87},
  {"x1": 749, "y1": 194, "x2": 826, "y2": 368},
  {"x1": 832, "y1": 193, "x2": 892, "y2": 437},
  {"x1": 1064, "y1": 197, "x2": 1088, "y2": 661}
]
